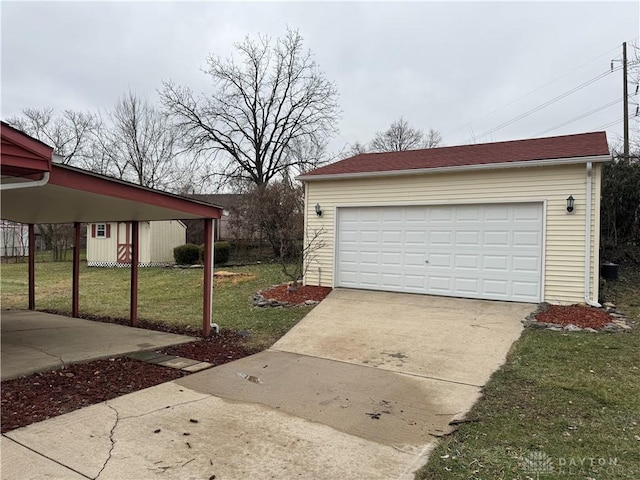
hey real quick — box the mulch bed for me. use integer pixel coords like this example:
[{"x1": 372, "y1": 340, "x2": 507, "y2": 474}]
[
  {"x1": 535, "y1": 304, "x2": 615, "y2": 329},
  {"x1": 260, "y1": 284, "x2": 333, "y2": 304},
  {"x1": 1, "y1": 358, "x2": 185, "y2": 434},
  {"x1": 159, "y1": 331, "x2": 257, "y2": 363}
]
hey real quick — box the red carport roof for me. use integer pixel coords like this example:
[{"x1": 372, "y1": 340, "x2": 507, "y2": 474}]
[
  {"x1": 299, "y1": 132, "x2": 611, "y2": 180},
  {"x1": 1, "y1": 122, "x2": 222, "y2": 224}
]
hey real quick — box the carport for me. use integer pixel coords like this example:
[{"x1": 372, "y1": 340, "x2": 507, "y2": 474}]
[{"x1": 1, "y1": 121, "x2": 223, "y2": 336}]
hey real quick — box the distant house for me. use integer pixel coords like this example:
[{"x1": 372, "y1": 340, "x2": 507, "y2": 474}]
[
  {"x1": 0, "y1": 220, "x2": 29, "y2": 257},
  {"x1": 184, "y1": 194, "x2": 244, "y2": 243},
  {"x1": 86, "y1": 220, "x2": 185, "y2": 267}
]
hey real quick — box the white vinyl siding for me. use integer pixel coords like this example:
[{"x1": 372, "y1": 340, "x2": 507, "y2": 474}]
[
  {"x1": 87, "y1": 223, "x2": 117, "y2": 263},
  {"x1": 304, "y1": 163, "x2": 602, "y2": 304},
  {"x1": 150, "y1": 220, "x2": 186, "y2": 263}
]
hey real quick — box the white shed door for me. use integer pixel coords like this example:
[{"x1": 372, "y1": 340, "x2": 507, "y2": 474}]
[{"x1": 336, "y1": 204, "x2": 542, "y2": 302}]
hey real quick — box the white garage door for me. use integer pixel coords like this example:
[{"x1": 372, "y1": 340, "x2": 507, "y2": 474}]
[{"x1": 336, "y1": 204, "x2": 543, "y2": 302}]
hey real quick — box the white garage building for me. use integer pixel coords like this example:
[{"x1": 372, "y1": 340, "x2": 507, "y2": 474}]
[{"x1": 298, "y1": 132, "x2": 611, "y2": 305}]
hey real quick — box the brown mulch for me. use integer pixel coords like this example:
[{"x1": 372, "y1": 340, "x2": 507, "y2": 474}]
[
  {"x1": 1, "y1": 358, "x2": 186, "y2": 434},
  {"x1": 260, "y1": 284, "x2": 333, "y2": 304},
  {"x1": 159, "y1": 331, "x2": 257, "y2": 363},
  {"x1": 535, "y1": 304, "x2": 615, "y2": 329}
]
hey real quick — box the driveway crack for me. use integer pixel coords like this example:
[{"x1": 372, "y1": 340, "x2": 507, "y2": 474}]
[
  {"x1": 24, "y1": 343, "x2": 66, "y2": 368},
  {"x1": 120, "y1": 395, "x2": 213, "y2": 421},
  {"x1": 94, "y1": 402, "x2": 119, "y2": 480}
]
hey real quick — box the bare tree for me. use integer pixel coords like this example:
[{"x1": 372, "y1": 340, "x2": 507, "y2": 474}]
[
  {"x1": 369, "y1": 117, "x2": 442, "y2": 152},
  {"x1": 424, "y1": 128, "x2": 443, "y2": 148},
  {"x1": 160, "y1": 28, "x2": 340, "y2": 186},
  {"x1": 346, "y1": 141, "x2": 368, "y2": 156},
  {"x1": 281, "y1": 226, "x2": 326, "y2": 287},
  {"x1": 6, "y1": 108, "x2": 103, "y2": 260},
  {"x1": 105, "y1": 91, "x2": 188, "y2": 190},
  {"x1": 6, "y1": 107, "x2": 100, "y2": 167}
]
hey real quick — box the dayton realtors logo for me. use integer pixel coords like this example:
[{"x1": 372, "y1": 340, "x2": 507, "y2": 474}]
[
  {"x1": 522, "y1": 451, "x2": 554, "y2": 477},
  {"x1": 521, "y1": 451, "x2": 628, "y2": 478}
]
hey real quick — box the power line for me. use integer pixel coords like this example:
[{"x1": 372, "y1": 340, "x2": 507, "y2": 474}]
[
  {"x1": 534, "y1": 98, "x2": 621, "y2": 136},
  {"x1": 470, "y1": 67, "x2": 621, "y2": 142},
  {"x1": 594, "y1": 114, "x2": 636, "y2": 131},
  {"x1": 444, "y1": 43, "x2": 623, "y2": 139}
]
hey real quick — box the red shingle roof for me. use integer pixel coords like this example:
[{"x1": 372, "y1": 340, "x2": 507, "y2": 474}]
[{"x1": 301, "y1": 132, "x2": 610, "y2": 179}]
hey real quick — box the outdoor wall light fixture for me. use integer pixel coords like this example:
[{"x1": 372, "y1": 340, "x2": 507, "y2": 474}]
[
  {"x1": 566, "y1": 195, "x2": 575, "y2": 213},
  {"x1": 315, "y1": 203, "x2": 323, "y2": 217}
]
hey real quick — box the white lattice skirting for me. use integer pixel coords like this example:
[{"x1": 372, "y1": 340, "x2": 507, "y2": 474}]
[{"x1": 87, "y1": 261, "x2": 174, "y2": 268}]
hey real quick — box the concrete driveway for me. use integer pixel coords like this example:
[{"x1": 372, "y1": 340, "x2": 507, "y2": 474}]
[
  {"x1": 1, "y1": 310, "x2": 196, "y2": 380},
  {"x1": 1, "y1": 291, "x2": 534, "y2": 480}
]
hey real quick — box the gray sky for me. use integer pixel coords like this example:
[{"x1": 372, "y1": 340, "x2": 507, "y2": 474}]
[{"x1": 2, "y1": 1, "x2": 639, "y2": 155}]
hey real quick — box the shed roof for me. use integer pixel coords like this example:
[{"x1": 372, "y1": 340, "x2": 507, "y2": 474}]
[{"x1": 299, "y1": 132, "x2": 611, "y2": 180}]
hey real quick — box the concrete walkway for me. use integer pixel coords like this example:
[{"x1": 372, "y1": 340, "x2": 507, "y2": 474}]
[
  {"x1": 1, "y1": 291, "x2": 534, "y2": 479},
  {"x1": 1, "y1": 310, "x2": 196, "y2": 380}
]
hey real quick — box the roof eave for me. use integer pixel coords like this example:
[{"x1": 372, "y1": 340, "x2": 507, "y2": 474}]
[{"x1": 297, "y1": 154, "x2": 612, "y2": 181}]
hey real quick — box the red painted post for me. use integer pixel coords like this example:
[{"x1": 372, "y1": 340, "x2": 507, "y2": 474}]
[
  {"x1": 72, "y1": 222, "x2": 81, "y2": 317},
  {"x1": 202, "y1": 218, "x2": 213, "y2": 337},
  {"x1": 28, "y1": 224, "x2": 35, "y2": 310},
  {"x1": 130, "y1": 221, "x2": 139, "y2": 326}
]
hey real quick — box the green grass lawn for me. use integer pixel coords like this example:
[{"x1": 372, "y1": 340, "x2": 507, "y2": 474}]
[
  {"x1": 1, "y1": 261, "x2": 314, "y2": 350},
  {"x1": 416, "y1": 267, "x2": 640, "y2": 480}
]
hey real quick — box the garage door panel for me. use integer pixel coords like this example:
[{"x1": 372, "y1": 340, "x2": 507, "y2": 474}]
[
  {"x1": 484, "y1": 206, "x2": 510, "y2": 221},
  {"x1": 514, "y1": 204, "x2": 542, "y2": 220},
  {"x1": 380, "y1": 273, "x2": 402, "y2": 288},
  {"x1": 405, "y1": 230, "x2": 427, "y2": 246},
  {"x1": 429, "y1": 230, "x2": 452, "y2": 245},
  {"x1": 512, "y1": 256, "x2": 539, "y2": 273},
  {"x1": 359, "y1": 251, "x2": 379, "y2": 265},
  {"x1": 428, "y1": 276, "x2": 452, "y2": 292},
  {"x1": 484, "y1": 231, "x2": 510, "y2": 246},
  {"x1": 455, "y1": 254, "x2": 479, "y2": 269},
  {"x1": 483, "y1": 279, "x2": 509, "y2": 296},
  {"x1": 455, "y1": 231, "x2": 480, "y2": 246},
  {"x1": 428, "y1": 253, "x2": 452, "y2": 268},
  {"x1": 455, "y1": 277, "x2": 480, "y2": 294},
  {"x1": 382, "y1": 230, "x2": 402, "y2": 244},
  {"x1": 402, "y1": 252, "x2": 423, "y2": 267},
  {"x1": 456, "y1": 206, "x2": 481, "y2": 221},
  {"x1": 483, "y1": 255, "x2": 509, "y2": 271},
  {"x1": 404, "y1": 273, "x2": 425, "y2": 284},
  {"x1": 429, "y1": 208, "x2": 453, "y2": 223},
  {"x1": 381, "y1": 252, "x2": 402, "y2": 266},
  {"x1": 337, "y1": 204, "x2": 542, "y2": 302},
  {"x1": 514, "y1": 231, "x2": 540, "y2": 246},
  {"x1": 360, "y1": 230, "x2": 380, "y2": 244},
  {"x1": 512, "y1": 282, "x2": 540, "y2": 298}
]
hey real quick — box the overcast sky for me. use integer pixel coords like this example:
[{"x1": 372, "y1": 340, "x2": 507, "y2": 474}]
[{"x1": 2, "y1": 1, "x2": 639, "y2": 156}]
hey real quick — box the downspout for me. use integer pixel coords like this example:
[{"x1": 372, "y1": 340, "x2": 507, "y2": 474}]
[
  {"x1": 584, "y1": 162, "x2": 601, "y2": 307},
  {"x1": 0, "y1": 172, "x2": 50, "y2": 191}
]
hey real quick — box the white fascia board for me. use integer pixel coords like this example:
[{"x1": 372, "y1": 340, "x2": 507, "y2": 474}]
[{"x1": 297, "y1": 154, "x2": 612, "y2": 182}]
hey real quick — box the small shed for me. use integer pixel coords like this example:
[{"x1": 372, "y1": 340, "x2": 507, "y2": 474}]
[
  {"x1": 298, "y1": 132, "x2": 611, "y2": 305},
  {"x1": 86, "y1": 220, "x2": 186, "y2": 267}
]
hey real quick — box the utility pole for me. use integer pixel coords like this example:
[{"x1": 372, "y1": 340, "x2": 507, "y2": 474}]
[{"x1": 623, "y1": 42, "x2": 629, "y2": 161}]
